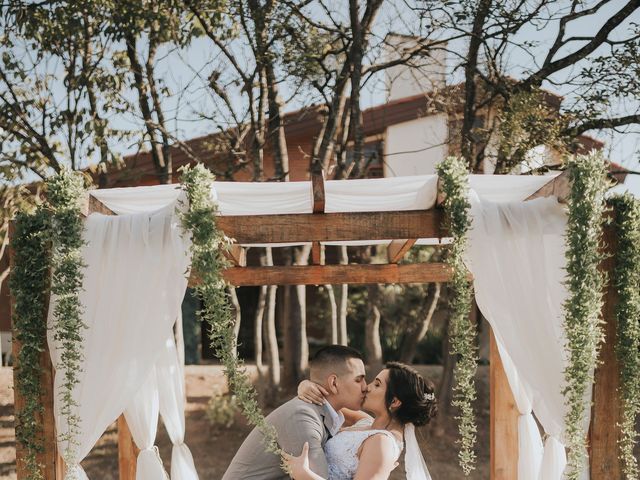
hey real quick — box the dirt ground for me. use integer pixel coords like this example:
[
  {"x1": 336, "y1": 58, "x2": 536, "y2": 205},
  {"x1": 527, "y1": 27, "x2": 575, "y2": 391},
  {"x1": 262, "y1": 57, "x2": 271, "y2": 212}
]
[{"x1": 0, "y1": 365, "x2": 490, "y2": 479}]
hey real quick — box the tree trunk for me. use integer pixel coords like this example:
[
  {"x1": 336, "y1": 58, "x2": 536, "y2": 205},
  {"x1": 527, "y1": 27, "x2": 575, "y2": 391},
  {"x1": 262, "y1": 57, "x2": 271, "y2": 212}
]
[
  {"x1": 228, "y1": 287, "x2": 242, "y2": 359},
  {"x1": 437, "y1": 316, "x2": 456, "y2": 416},
  {"x1": 325, "y1": 284, "x2": 338, "y2": 344},
  {"x1": 337, "y1": 245, "x2": 349, "y2": 345},
  {"x1": 400, "y1": 282, "x2": 442, "y2": 363},
  {"x1": 264, "y1": 247, "x2": 280, "y2": 405},
  {"x1": 365, "y1": 283, "x2": 383, "y2": 374},
  {"x1": 254, "y1": 283, "x2": 267, "y2": 371}
]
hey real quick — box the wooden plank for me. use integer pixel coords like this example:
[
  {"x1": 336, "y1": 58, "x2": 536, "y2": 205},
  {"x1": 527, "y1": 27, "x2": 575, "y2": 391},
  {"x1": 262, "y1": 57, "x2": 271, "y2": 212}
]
[
  {"x1": 490, "y1": 327, "x2": 519, "y2": 480},
  {"x1": 117, "y1": 415, "x2": 139, "y2": 480},
  {"x1": 222, "y1": 245, "x2": 246, "y2": 267},
  {"x1": 10, "y1": 221, "x2": 60, "y2": 480},
  {"x1": 387, "y1": 239, "x2": 416, "y2": 263},
  {"x1": 218, "y1": 263, "x2": 466, "y2": 286},
  {"x1": 524, "y1": 170, "x2": 570, "y2": 203},
  {"x1": 216, "y1": 209, "x2": 447, "y2": 244},
  {"x1": 311, "y1": 165, "x2": 325, "y2": 213},
  {"x1": 311, "y1": 242, "x2": 324, "y2": 265},
  {"x1": 88, "y1": 193, "x2": 117, "y2": 215},
  {"x1": 589, "y1": 222, "x2": 622, "y2": 478}
]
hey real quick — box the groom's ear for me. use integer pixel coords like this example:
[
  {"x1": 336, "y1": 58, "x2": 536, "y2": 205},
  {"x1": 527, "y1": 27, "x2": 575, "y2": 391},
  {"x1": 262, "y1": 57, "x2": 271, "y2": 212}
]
[{"x1": 327, "y1": 374, "x2": 339, "y2": 395}]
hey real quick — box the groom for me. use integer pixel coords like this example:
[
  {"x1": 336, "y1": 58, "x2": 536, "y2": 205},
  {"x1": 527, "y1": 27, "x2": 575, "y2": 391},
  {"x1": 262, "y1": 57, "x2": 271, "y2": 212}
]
[{"x1": 222, "y1": 345, "x2": 367, "y2": 479}]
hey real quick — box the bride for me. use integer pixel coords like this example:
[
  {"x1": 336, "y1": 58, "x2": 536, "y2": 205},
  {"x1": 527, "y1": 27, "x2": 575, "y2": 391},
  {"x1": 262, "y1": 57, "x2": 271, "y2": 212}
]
[{"x1": 284, "y1": 362, "x2": 437, "y2": 480}]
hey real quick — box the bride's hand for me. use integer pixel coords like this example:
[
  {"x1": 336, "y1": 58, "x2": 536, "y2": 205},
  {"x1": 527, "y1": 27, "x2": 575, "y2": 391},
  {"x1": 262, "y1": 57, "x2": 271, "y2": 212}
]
[
  {"x1": 283, "y1": 442, "x2": 311, "y2": 479},
  {"x1": 298, "y1": 380, "x2": 329, "y2": 405}
]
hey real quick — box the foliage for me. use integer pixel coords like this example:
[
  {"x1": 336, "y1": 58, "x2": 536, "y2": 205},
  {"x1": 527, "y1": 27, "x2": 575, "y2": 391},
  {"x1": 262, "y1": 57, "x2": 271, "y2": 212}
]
[
  {"x1": 206, "y1": 387, "x2": 240, "y2": 428},
  {"x1": 179, "y1": 164, "x2": 283, "y2": 465},
  {"x1": 46, "y1": 170, "x2": 88, "y2": 468},
  {"x1": 9, "y1": 208, "x2": 51, "y2": 480},
  {"x1": 495, "y1": 89, "x2": 564, "y2": 174},
  {"x1": 562, "y1": 153, "x2": 609, "y2": 479},
  {"x1": 436, "y1": 156, "x2": 477, "y2": 475},
  {"x1": 609, "y1": 194, "x2": 640, "y2": 479}
]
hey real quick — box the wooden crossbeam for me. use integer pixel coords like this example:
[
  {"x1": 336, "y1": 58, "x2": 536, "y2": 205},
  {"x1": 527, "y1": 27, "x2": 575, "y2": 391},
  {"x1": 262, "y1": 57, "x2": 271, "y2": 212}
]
[
  {"x1": 217, "y1": 263, "x2": 463, "y2": 286},
  {"x1": 524, "y1": 170, "x2": 570, "y2": 203},
  {"x1": 387, "y1": 239, "x2": 416, "y2": 263},
  {"x1": 88, "y1": 193, "x2": 117, "y2": 215},
  {"x1": 223, "y1": 244, "x2": 246, "y2": 267},
  {"x1": 217, "y1": 209, "x2": 446, "y2": 244},
  {"x1": 311, "y1": 164, "x2": 325, "y2": 213}
]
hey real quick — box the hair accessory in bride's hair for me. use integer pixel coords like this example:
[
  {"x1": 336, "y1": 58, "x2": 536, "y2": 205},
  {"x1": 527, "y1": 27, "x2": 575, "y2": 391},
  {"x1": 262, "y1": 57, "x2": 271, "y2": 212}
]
[{"x1": 424, "y1": 392, "x2": 435, "y2": 401}]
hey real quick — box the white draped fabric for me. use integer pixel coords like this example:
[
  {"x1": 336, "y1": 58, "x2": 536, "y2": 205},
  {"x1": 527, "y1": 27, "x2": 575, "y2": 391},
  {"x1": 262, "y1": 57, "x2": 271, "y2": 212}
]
[
  {"x1": 47, "y1": 199, "x2": 194, "y2": 479},
  {"x1": 466, "y1": 194, "x2": 591, "y2": 479},
  {"x1": 156, "y1": 335, "x2": 199, "y2": 480},
  {"x1": 90, "y1": 175, "x2": 557, "y2": 248}
]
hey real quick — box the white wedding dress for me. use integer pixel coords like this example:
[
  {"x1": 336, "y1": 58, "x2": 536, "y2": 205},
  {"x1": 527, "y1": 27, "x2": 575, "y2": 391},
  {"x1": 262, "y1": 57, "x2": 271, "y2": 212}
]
[{"x1": 324, "y1": 417, "x2": 403, "y2": 480}]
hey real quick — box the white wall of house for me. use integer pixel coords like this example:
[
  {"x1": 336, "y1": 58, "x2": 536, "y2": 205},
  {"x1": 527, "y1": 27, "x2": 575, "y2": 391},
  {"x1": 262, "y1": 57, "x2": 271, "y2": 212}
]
[{"x1": 383, "y1": 113, "x2": 448, "y2": 177}]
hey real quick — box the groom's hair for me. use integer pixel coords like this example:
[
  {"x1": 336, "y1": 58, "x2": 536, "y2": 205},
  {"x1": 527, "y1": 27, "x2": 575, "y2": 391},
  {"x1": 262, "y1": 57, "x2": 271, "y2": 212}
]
[{"x1": 310, "y1": 345, "x2": 363, "y2": 378}]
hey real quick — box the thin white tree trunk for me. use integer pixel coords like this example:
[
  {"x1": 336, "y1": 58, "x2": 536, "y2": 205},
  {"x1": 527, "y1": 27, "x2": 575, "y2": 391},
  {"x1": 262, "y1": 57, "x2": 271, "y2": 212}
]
[{"x1": 265, "y1": 247, "x2": 280, "y2": 403}]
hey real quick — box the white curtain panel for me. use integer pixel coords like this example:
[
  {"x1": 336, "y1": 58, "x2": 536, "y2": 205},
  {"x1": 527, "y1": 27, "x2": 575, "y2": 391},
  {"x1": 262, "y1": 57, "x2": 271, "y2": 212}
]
[
  {"x1": 466, "y1": 194, "x2": 584, "y2": 480},
  {"x1": 47, "y1": 199, "x2": 191, "y2": 479},
  {"x1": 124, "y1": 367, "x2": 168, "y2": 479},
  {"x1": 156, "y1": 335, "x2": 199, "y2": 480}
]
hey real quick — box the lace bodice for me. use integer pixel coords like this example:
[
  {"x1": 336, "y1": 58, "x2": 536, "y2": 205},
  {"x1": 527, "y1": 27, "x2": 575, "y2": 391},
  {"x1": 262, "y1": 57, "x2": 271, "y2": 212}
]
[{"x1": 324, "y1": 417, "x2": 403, "y2": 480}]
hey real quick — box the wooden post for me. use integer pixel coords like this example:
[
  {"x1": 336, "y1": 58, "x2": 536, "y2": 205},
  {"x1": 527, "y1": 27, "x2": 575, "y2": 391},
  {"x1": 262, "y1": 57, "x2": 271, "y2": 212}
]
[
  {"x1": 490, "y1": 327, "x2": 519, "y2": 480},
  {"x1": 118, "y1": 415, "x2": 139, "y2": 479},
  {"x1": 589, "y1": 222, "x2": 622, "y2": 478},
  {"x1": 10, "y1": 221, "x2": 60, "y2": 479}
]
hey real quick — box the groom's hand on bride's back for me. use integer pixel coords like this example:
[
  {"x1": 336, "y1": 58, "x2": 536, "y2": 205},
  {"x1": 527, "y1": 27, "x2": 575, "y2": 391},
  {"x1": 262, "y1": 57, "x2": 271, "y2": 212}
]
[{"x1": 298, "y1": 379, "x2": 329, "y2": 406}]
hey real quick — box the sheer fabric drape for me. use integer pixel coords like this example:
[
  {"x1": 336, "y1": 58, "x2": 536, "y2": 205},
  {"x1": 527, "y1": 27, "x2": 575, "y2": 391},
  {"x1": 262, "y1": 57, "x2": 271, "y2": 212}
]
[
  {"x1": 47, "y1": 200, "x2": 194, "y2": 479},
  {"x1": 466, "y1": 194, "x2": 591, "y2": 479}
]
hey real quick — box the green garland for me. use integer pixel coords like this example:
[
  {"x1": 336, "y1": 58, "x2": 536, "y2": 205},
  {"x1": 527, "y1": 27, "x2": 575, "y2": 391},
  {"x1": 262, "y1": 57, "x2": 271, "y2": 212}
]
[
  {"x1": 10, "y1": 208, "x2": 51, "y2": 480},
  {"x1": 46, "y1": 170, "x2": 87, "y2": 466},
  {"x1": 436, "y1": 156, "x2": 477, "y2": 475},
  {"x1": 609, "y1": 194, "x2": 640, "y2": 479},
  {"x1": 562, "y1": 153, "x2": 608, "y2": 479},
  {"x1": 179, "y1": 165, "x2": 282, "y2": 462}
]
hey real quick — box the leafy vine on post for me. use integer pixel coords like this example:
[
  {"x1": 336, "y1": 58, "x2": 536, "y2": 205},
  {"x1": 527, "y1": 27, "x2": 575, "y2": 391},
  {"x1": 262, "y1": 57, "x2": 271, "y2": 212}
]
[
  {"x1": 436, "y1": 156, "x2": 477, "y2": 475},
  {"x1": 562, "y1": 153, "x2": 608, "y2": 479},
  {"x1": 179, "y1": 164, "x2": 284, "y2": 467},
  {"x1": 10, "y1": 208, "x2": 51, "y2": 480},
  {"x1": 609, "y1": 194, "x2": 640, "y2": 480},
  {"x1": 46, "y1": 170, "x2": 88, "y2": 474}
]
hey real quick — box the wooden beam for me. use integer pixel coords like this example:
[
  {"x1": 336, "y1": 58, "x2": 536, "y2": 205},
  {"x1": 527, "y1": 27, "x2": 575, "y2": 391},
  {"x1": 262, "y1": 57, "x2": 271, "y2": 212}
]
[
  {"x1": 311, "y1": 165, "x2": 325, "y2": 213},
  {"x1": 387, "y1": 239, "x2": 416, "y2": 263},
  {"x1": 490, "y1": 327, "x2": 519, "y2": 480},
  {"x1": 222, "y1": 245, "x2": 246, "y2": 267},
  {"x1": 525, "y1": 170, "x2": 570, "y2": 203},
  {"x1": 88, "y1": 193, "x2": 117, "y2": 215},
  {"x1": 589, "y1": 222, "x2": 622, "y2": 478},
  {"x1": 117, "y1": 415, "x2": 139, "y2": 480},
  {"x1": 311, "y1": 242, "x2": 324, "y2": 265},
  {"x1": 217, "y1": 209, "x2": 446, "y2": 244},
  {"x1": 10, "y1": 221, "x2": 60, "y2": 480},
  {"x1": 217, "y1": 263, "x2": 465, "y2": 286}
]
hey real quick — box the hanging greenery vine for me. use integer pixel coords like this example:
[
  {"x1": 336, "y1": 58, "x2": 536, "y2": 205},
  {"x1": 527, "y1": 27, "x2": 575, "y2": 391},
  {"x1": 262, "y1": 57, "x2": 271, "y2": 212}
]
[
  {"x1": 10, "y1": 208, "x2": 50, "y2": 480},
  {"x1": 609, "y1": 194, "x2": 640, "y2": 479},
  {"x1": 436, "y1": 156, "x2": 477, "y2": 475},
  {"x1": 562, "y1": 153, "x2": 608, "y2": 479},
  {"x1": 179, "y1": 165, "x2": 282, "y2": 461},
  {"x1": 46, "y1": 170, "x2": 88, "y2": 467}
]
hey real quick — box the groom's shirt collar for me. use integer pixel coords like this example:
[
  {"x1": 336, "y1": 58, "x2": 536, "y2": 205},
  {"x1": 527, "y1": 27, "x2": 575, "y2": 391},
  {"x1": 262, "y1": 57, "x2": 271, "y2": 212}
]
[{"x1": 323, "y1": 401, "x2": 344, "y2": 436}]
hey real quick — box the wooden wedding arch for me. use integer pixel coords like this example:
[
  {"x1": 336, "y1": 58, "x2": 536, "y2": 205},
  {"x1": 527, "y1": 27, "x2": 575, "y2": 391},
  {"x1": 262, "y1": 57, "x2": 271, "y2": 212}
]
[{"x1": 10, "y1": 169, "x2": 622, "y2": 479}]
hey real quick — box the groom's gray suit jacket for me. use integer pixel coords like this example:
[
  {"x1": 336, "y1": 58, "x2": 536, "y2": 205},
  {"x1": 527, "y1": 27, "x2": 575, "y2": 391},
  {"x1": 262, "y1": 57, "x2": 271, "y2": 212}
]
[{"x1": 222, "y1": 397, "x2": 337, "y2": 479}]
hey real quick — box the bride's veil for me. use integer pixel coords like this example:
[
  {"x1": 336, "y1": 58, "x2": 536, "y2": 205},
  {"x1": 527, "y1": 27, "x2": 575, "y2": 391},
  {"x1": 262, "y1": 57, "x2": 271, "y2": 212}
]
[{"x1": 404, "y1": 423, "x2": 433, "y2": 480}]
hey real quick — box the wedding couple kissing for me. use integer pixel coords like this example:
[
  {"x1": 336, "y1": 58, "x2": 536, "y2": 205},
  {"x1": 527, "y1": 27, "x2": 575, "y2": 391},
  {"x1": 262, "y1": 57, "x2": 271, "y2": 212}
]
[{"x1": 222, "y1": 345, "x2": 437, "y2": 480}]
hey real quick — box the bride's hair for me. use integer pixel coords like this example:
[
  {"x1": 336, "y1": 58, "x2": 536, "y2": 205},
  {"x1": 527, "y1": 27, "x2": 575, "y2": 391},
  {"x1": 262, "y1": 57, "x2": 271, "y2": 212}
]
[{"x1": 384, "y1": 362, "x2": 437, "y2": 427}]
